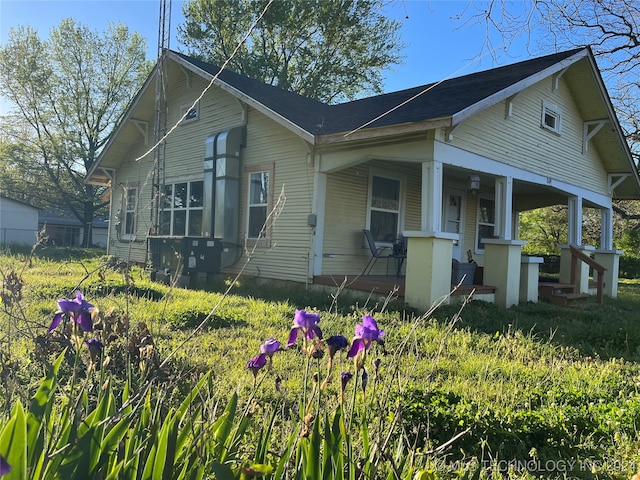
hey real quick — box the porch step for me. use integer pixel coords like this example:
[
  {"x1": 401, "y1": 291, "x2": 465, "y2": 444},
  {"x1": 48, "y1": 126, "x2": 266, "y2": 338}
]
[
  {"x1": 546, "y1": 292, "x2": 590, "y2": 306},
  {"x1": 538, "y1": 282, "x2": 589, "y2": 306}
]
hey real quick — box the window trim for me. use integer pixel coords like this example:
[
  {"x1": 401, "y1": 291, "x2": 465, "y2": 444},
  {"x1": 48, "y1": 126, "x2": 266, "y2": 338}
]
[
  {"x1": 180, "y1": 102, "x2": 199, "y2": 124},
  {"x1": 244, "y1": 163, "x2": 274, "y2": 248},
  {"x1": 475, "y1": 195, "x2": 496, "y2": 254},
  {"x1": 365, "y1": 170, "x2": 405, "y2": 247},
  {"x1": 541, "y1": 101, "x2": 562, "y2": 135},
  {"x1": 121, "y1": 184, "x2": 138, "y2": 240},
  {"x1": 160, "y1": 180, "x2": 204, "y2": 237}
]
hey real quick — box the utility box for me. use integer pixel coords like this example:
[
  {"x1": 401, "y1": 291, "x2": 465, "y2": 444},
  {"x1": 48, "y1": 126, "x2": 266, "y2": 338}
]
[
  {"x1": 148, "y1": 237, "x2": 184, "y2": 274},
  {"x1": 451, "y1": 259, "x2": 477, "y2": 285},
  {"x1": 148, "y1": 236, "x2": 222, "y2": 277},
  {"x1": 182, "y1": 237, "x2": 222, "y2": 273}
]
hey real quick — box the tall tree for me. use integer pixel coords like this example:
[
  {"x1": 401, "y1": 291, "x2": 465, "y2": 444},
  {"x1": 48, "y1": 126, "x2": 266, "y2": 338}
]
[
  {"x1": 0, "y1": 20, "x2": 150, "y2": 246},
  {"x1": 178, "y1": 0, "x2": 404, "y2": 103}
]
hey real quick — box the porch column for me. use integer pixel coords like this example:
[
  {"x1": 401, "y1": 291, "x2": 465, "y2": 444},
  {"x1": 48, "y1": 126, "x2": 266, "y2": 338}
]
[
  {"x1": 567, "y1": 195, "x2": 583, "y2": 245},
  {"x1": 494, "y1": 176, "x2": 513, "y2": 239},
  {"x1": 403, "y1": 231, "x2": 457, "y2": 311},
  {"x1": 600, "y1": 207, "x2": 613, "y2": 251},
  {"x1": 483, "y1": 239, "x2": 525, "y2": 307},
  {"x1": 558, "y1": 244, "x2": 594, "y2": 293},
  {"x1": 593, "y1": 249, "x2": 622, "y2": 298},
  {"x1": 520, "y1": 256, "x2": 543, "y2": 302},
  {"x1": 421, "y1": 160, "x2": 443, "y2": 232}
]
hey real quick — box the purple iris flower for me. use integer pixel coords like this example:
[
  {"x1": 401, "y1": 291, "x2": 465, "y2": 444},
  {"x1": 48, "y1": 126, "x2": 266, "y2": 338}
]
[
  {"x1": 247, "y1": 353, "x2": 267, "y2": 377},
  {"x1": 260, "y1": 338, "x2": 281, "y2": 356},
  {"x1": 340, "y1": 371, "x2": 353, "y2": 392},
  {"x1": 85, "y1": 338, "x2": 104, "y2": 356},
  {"x1": 286, "y1": 309, "x2": 322, "y2": 347},
  {"x1": 0, "y1": 454, "x2": 10, "y2": 475},
  {"x1": 48, "y1": 291, "x2": 95, "y2": 333},
  {"x1": 346, "y1": 315, "x2": 385, "y2": 358},
  {"x1": 326, "y1": 335, "x2": 349, "y2": 358},
  {"x1": 361, "y1": 368, "x2": 369, "y2": 394}
]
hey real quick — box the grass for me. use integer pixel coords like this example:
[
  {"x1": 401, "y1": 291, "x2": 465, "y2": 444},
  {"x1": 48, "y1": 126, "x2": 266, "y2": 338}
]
[{"x1": 1, "y1": 248, "x2": 640, "y2": 478}]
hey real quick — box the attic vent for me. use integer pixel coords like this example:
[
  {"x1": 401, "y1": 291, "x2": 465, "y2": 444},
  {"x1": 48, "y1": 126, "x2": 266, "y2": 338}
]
[{"x1": 541, "y1": 101, "x2": 562, "y2": 134}]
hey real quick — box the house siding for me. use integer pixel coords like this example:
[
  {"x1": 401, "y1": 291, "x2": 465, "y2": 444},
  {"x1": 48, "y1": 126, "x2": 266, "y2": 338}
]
[
  {"x1": 451, "y1": 76, "x2": 609, "y2": 196},
  {"x1": 109, "y1": 75, "x2": 316, "y2": 282},
  {"x1": 321, "y1": 160, "x2": 423, "y2": 276},
  {"x1": 109, "y1": 134, "x2": 155, "y2": 263},
  {"x1": 233, "y1": 108, "x2": 314, "y2": 283}
]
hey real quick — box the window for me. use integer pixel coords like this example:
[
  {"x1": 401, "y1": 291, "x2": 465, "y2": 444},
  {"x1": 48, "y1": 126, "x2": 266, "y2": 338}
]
[
  {"x1": 123, "y1": 185, "x2": 137, "y2": 237},
  {"x1": 160, "y1": 180, "x2": 203, "y2": 236},
  {"x1": 476, "y1": 197, "x2": 495, "y2": 251},
  {"x1": 248, "y1": 171, "x2": 269, "y2": 238},
  {"x1": 245, "y1": 163, "x2": 274, "y2": 246},
  {"x1": 368, "y1": 174, "x2": 402, "y2": 244},
  {"x1": 180, "y1": 102, "x2": 199, "y2": 123},
  {"x1": 541, "y1": 102, "x2": 562, "y2": 134}
]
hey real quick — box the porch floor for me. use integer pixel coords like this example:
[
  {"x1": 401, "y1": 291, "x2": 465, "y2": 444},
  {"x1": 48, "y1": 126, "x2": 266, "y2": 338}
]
[{"x1": 313, "y1": 275, "x2": 496, "y2": 298}]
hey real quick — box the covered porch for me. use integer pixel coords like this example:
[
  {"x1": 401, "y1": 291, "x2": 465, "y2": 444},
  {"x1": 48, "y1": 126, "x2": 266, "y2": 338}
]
[{"x1": 315, "y1": 156, "x2": 622, "y2": 312}]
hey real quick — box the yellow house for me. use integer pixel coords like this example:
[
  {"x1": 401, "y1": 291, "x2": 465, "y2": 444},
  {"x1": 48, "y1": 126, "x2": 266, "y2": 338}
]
[{"x1": 87, "y1": 47, "x2": 640, "y2": 311}]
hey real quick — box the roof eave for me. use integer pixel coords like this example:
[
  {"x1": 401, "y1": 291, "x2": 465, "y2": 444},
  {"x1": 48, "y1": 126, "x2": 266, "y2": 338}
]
[
  {"x1": 452, "y1": 49, "x2": 591, "y2": 127},
  {"x1": 315, "y1": 117, "x2": 452, "y2": 146},
  {"x1": 582, "y1": 53, "x2": 640, "y2": 192},
  {"x1": 168, "y1": 52, "x2": 316, "y2": 145},
  {"x1": 85, "y1": 63, "x2": 160, "y2": 185}
]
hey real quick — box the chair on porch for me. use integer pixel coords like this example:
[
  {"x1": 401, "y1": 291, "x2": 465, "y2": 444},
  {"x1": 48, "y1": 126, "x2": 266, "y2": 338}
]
[{"x1": 362, "y1": 229, "x2": 405, "y2": 277}]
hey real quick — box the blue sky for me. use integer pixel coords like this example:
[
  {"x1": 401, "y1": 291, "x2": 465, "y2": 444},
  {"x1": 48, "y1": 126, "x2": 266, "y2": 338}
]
[{"x1": 0, "y1": 0, "x2": 544, "y2": 112}]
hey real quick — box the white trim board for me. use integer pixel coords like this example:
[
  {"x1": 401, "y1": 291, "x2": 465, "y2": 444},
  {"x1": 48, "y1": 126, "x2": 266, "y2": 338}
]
[{"x1": 433, "y1": 141, "x2": 612, "y2": 209}]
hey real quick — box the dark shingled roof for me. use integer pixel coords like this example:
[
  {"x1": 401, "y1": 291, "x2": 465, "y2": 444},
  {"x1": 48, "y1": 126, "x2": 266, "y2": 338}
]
[{"x1": 174, "y1": 48, "x2": 585, "y2": 136}]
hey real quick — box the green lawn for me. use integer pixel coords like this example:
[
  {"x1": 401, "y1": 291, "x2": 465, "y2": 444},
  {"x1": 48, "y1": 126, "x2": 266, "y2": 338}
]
[{"x1": 1, "y1": 246, "x2": 640, "y2": 479}]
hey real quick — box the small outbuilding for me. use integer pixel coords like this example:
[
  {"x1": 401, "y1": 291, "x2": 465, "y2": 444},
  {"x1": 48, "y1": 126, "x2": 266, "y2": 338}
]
[{"x1": 0, "y1": 195, "x2": 39, "y2": 246}]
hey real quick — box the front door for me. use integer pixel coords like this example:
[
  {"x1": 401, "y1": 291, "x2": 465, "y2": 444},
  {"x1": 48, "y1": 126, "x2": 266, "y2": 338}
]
[{"x1": 444, "y1": 188, "x2": 465, "y2": 261}]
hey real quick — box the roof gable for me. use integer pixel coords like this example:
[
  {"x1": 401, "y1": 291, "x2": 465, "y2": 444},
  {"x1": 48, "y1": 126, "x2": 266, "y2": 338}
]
[
  {"x1": 172, "y1": 48, "x2": 587, "y2": 137},
  {"x1": 89, "y1": 46, "x2": 638, "y2": 197}
]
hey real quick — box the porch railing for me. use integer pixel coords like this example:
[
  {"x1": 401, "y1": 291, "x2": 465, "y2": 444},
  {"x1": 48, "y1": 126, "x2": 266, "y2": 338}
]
[{"x1": 569, "y1": 244, "x2": 606, "y2": 303}]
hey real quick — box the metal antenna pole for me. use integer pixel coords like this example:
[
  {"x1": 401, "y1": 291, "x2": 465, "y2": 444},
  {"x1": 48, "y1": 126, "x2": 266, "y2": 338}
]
[{"x1": 151, "y1": 0, "x2": 171, "y2": 235}]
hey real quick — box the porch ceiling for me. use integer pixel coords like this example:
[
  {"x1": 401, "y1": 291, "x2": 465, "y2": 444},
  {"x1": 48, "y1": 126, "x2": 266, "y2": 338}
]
[{"x1": 443, "y1": 166, "x2": 602, "y2": 211}]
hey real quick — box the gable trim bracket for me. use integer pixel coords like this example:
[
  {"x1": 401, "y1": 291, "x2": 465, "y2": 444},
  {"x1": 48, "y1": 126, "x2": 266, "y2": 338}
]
[
  {"x1": 552, "y1": 68, "x2": 568, "y2": 91},
  {"x1": 583, "y1": 119, "x2": 609, "y2": 153},
  {"x1": 445, "y1": 122, "x2": 460, "y2": 142},
  {"x1": 505, "y1": 93, "x2": 521, "y2": 119},
  {"x1": 178, "y1": 64, "x2": 192, "y2": 88},
  {"x1": 608, "y1": 173, "x2": 630, "y2": 195},
  {"x1": 130, "y1": 119, "x2": 149, "y2": 145}
]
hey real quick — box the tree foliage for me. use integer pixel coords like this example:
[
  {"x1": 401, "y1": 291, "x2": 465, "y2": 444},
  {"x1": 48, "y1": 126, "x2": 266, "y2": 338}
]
[
  {"x1": 0, "y1": 19, "x2": 150, "y2": 245},
  {"x1": 178, "y1": 0, "x2": 404, "y2": 103}
]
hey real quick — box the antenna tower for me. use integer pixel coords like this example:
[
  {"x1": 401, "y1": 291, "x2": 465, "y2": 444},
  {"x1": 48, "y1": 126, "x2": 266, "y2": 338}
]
[{"x1": 151, "y1": 0, "x2": 171, "y2": 234}]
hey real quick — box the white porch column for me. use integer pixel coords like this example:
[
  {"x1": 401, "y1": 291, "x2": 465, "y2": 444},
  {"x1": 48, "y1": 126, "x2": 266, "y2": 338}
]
[
  {"x1": 403, "y1": 231, "x2": 457, "y2": 312},
  {"x1": 567, "y1": 196, "x2": 583, "y2": 245},
  {"x1": 483, "y1": 239, "x2": 525, "y2": 307},
  {"x1": 494, "y1": 176, "x2": 513, "y2": 240},
  {"x1": 421, "y1": 160, "x2": 443, "y2": 232},
  {"x1": 520, "y1": 256, "x2": 543, "y2": 302},
  {"x1": 593, "y1": 249, "x2": 622, "y2": 298},
  {"x1": 600, "y1": 207, "x2": 613, "y2": 251}
]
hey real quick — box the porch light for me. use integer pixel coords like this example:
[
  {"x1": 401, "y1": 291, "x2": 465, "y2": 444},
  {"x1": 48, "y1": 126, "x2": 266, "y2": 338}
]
[{"x1": 468, "y1": 175, "x2": 481, "y2": 194}]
